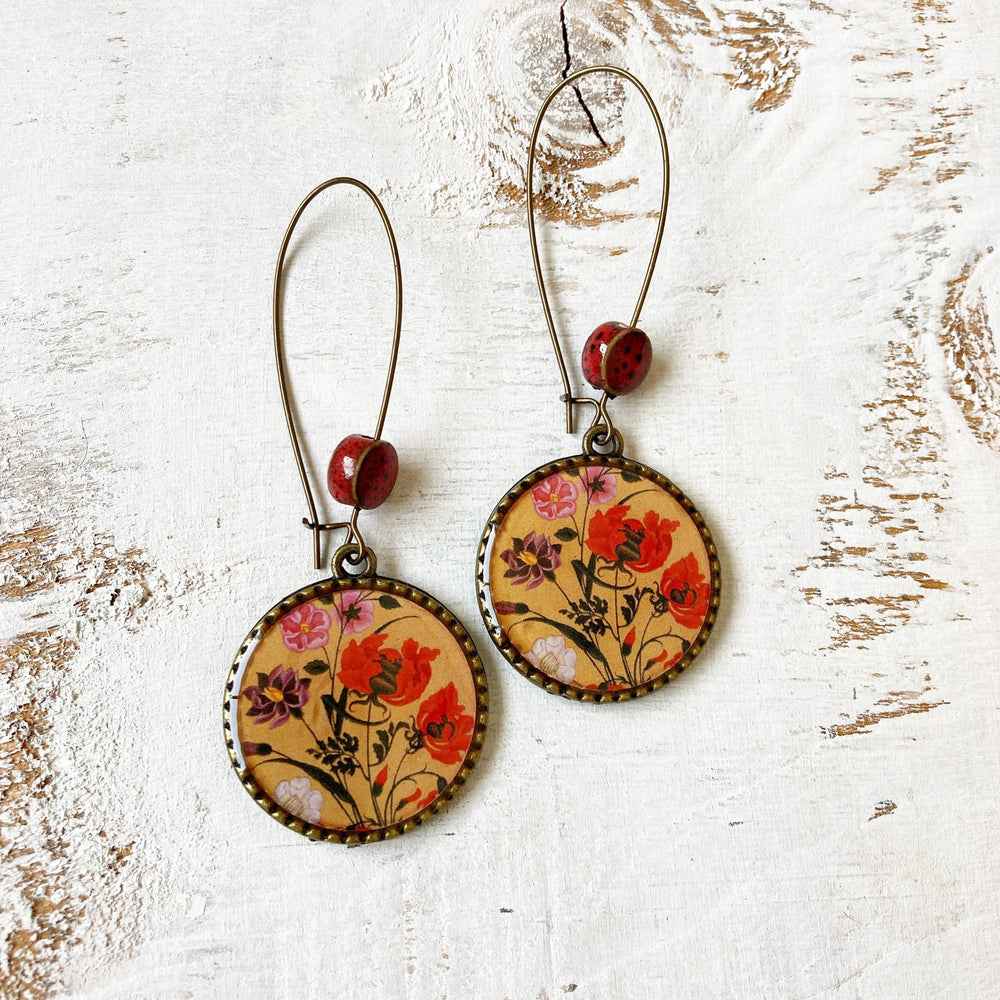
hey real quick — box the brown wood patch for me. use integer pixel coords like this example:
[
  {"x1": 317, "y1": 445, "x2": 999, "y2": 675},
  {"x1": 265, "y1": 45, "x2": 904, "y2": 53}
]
[
  {"x1": 941, "y1": 249, "x2": 999, "y2": 450},
  {"x1": 1, "y1": 410, "x2": 151, "y2": 998}
]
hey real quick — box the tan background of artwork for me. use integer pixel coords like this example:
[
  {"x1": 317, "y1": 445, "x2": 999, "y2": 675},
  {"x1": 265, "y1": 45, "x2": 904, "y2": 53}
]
[
  {"x1": 487, "y1": 461, "x2": 710, "y2": 689},
  {"x1": 2, "y1": 2, "x2": 999, "y2": 998},
  {"x1": 235, "y1": 592, "x2": 479, "y2": 830}
]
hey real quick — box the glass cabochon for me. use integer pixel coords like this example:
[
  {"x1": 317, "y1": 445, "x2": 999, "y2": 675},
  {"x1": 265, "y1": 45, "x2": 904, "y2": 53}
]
[
  {"x1": 224, "y1": 577, "x2": 488, "y2": 843},
  {"x1": 478, "y1": 454, "x2": 720, "y2": 701}
]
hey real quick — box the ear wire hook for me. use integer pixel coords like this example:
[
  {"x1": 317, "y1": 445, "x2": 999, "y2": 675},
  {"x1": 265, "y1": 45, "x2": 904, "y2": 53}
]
[
  {"x1": 526, "y1": 65, "x2": 670, "y2": 435},
  {"x1": 273, "y1": 177, "x2": 402, "y2": 571}
]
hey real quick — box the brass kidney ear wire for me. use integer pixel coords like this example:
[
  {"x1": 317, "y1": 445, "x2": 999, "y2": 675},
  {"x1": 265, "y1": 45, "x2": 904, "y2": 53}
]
[
  {"x1": 476, "y1": 67, "x2": 720, "y2": 702},
  {"x1": 527, "y1": 65, "x2": 669, "y2": 439},
  {"x1": 272, "y1": 177, "x2": 402, "y2": 573},
  {"x1": 225, "y1": 178, "x2": 487, "y2": 844}
]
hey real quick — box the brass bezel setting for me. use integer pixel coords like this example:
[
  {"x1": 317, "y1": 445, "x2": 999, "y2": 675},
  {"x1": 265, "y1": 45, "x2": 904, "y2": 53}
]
[
  {"x1": 224, "y1": 575, "x2": 489, "y2": 844},
  {"x1": 477, "y1": 453, "x2": 720, "y2": 702}
]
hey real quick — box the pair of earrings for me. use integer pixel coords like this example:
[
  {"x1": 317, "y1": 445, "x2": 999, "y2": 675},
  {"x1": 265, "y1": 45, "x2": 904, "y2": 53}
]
[{"x1": 223, "y1": 67, "x2": 721, "y2": 844}]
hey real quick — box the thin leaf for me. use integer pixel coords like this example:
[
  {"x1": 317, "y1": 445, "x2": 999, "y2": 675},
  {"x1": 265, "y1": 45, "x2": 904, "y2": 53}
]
[
  {"x1": 376, "y1": 614, "x2": 419, "y2": 634},
  {"x1": 519, "y1": 614, "x2": 609, "y2": 670},
  {"x1": 276, "y1": 757, "x2": 358, "y2": 812},
  {"x1": 616, "y1": 488, "x2": 659, "y2": 506}
]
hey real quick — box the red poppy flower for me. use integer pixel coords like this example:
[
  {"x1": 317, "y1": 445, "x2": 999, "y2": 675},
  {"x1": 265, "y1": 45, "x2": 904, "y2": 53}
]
[
  {"x1": 625, "y1": 510, "x2": 679, "y2": 574},
  {"x1": 378, "y1": 638, "x2": 439, "y2": 706},
  {"x1": 416, "y1": 683, "x2": 475, "y2": 765},
  {"x1": 337, "y1": 632, "x2": 389, "y2": 693},
  {"x1": 586, "y1": 505, "x2": 678, "y2": 574},
  {"x1": 586, "y1": 505, "x2": 630, "y2": 561},
  {"x1": 659, "y1": 554, "x2": 710, "y2": 630}
]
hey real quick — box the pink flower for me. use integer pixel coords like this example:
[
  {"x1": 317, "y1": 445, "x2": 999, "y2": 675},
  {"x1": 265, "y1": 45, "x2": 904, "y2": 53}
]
[
  {"x1": 280, "y1": 603, "x2": 331, "y2": 652},
  {"x1": 331, "y1": 590, "x2": 375, "y2": 635},
  {"x1": 580, "y1": 466, "x2": 617, "y2": 504},
  {"x1": 531, "y1": 475, "x2": 577, "y2": 520}
]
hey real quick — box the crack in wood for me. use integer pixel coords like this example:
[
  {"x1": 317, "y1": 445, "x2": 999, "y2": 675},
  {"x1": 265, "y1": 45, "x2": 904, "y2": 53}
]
[
  {"x1": 365, "y1": 2, "x2": 806, "y2": 228},
  {"x1": 559, "y1": 3, "x2": 609, "y2": 148}
]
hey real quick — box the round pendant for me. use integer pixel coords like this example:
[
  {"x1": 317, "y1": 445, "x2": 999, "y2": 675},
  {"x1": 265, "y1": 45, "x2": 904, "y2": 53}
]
[
  {"x1": 477, "y1": 454, "x2": 720, "y2": 701},
  {"x1": 224, "y1": 576, "x2": 488, "y2": 843}
]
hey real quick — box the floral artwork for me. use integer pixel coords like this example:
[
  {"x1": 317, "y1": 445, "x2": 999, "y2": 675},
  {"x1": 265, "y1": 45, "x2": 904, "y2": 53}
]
[
  {"x1": 232, "y1": 584, "x2": 484, "y2": 836},
  {"x1": 484, "y1": 458, "x2": 716, "y2": 696}
]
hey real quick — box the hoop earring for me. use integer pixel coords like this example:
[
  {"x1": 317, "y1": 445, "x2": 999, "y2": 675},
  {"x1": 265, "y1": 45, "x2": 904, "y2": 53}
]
[
  {"x1": 225, "y1": 178, "x2": 488, "y2": 843},
  {"x1": 476, "y1": 67, "x2": 721, "y2": 703}
]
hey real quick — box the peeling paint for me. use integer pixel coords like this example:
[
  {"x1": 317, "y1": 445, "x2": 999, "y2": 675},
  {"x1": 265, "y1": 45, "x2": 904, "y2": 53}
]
[
  {"x1": 0, "y1": 409, "x2": 153, "y2": 998},
  {"x1": 714, "y1": 6, "x2": 804, "y2": 112},
  {"x1": 941, "y1": 248, "x2": 999, "y2": 450},
  {"x1": 794, "y1": 339, "x2": 951, "y2": 650},
  {"x1": 869, "y1": 800, "x2": 897, "y2": 821},
  {"x1": 822, "y1": 684, "x2": 947, "y2": 738}
]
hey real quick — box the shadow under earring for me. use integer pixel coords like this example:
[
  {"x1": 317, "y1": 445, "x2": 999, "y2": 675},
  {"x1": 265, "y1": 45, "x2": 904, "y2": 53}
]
[
  {"x1": 225, "y1": 178, "x2": 487, "y2": 843},
  {"x1": 477, "y1": 67, "x2": 721, "y2": 703}
]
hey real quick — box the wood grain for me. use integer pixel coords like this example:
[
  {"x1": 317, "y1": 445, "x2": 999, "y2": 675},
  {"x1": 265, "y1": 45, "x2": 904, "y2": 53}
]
[{"x1": 2, "y1": 1, "x2": 999, "y2": 997}]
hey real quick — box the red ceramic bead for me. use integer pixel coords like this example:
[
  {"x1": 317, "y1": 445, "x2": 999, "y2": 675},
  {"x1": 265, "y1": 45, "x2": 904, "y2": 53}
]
[
  {"x1": 581, "y1": 321, "x2": 652, "y2": 396},
  {"x1": 327, "y1": 435, "x2": 399, "y2": 509}
]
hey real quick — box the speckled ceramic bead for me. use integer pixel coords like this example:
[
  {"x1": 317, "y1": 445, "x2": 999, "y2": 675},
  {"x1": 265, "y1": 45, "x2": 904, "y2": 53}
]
[
  {"x1": 327, "y1": 435, "x2": 398, "y2": 509},
  {"x1": 581, "y1": 321, "x2": 652, "y2": 396}
]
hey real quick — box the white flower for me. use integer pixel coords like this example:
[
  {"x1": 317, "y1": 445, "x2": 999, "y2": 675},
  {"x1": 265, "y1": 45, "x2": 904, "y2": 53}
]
[
  {"x1": 274, "y1": 777, "x2": 323, "y2": 825},
  {"x1": 526, "y1": 635, "x2": 577, "y2": 683}
]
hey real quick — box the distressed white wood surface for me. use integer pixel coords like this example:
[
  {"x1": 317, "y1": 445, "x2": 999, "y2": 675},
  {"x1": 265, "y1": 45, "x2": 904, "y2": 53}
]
[{"x1": 3, "y1": 2, "x2": 999, "y2": 997}]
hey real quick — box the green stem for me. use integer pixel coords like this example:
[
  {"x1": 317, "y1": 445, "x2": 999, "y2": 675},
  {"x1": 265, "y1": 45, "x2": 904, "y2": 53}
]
[
  {"x1": 384, "y1": 739, "x2": 418, "y2": 816},
  {"x1": 578, "y1": 487, "x2": 593, "y2": 563},
  {"x1": 296, "y1": 711, "x2": 325, "y2": 749},
  {"x1": 612, "y1": 566, "x2": 635, "y2": 686},
  {"x1": 365, "y1": 700, "x2": 383, "y2": 827}
]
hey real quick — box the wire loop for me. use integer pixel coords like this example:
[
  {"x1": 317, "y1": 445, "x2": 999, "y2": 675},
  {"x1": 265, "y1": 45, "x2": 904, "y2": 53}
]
[
  {"x1": 332, "y1": 542, "x2": 378, "y2": 579},
  {"x1": 273, "y1": 178, "x2": 401, "y2": 573},
  {"x1": 526, "y1": 66, "x2": 670, "y2": 436},
  {"x1": 582, "y1": 423, "x2": 625, "y2": 457}
]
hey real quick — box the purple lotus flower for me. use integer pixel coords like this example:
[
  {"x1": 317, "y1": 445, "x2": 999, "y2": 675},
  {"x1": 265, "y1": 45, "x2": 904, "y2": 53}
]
[
  {"x1": 500, "y1": 531, "x2": 561, "y2": 590},
  {"x1": 244, "y1": 665, "x2": 310, "y2": 729}
]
